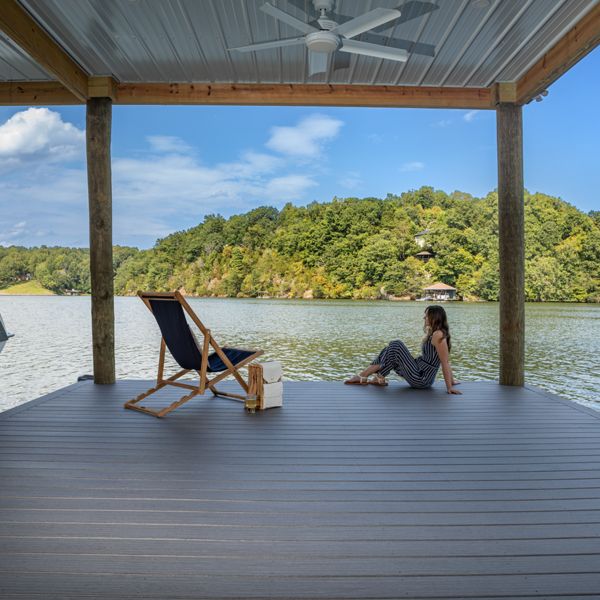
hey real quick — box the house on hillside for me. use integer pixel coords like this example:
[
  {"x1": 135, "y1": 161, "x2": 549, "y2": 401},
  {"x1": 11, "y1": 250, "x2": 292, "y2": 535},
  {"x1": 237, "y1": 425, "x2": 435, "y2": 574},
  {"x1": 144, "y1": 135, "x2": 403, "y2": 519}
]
[
  {"x1": 414, "y1": 229, "x2": 431, "y2": 248},
  {"x1": 423, "y1": 282, "x2": 457, "y2": 301}
]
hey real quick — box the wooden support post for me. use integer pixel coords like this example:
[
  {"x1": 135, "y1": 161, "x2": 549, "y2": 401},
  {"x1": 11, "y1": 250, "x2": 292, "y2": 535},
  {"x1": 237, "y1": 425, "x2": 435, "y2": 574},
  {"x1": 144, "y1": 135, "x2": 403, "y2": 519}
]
[
  {"x1": 496, "y1": 103, "x2": 525, "y2": 386},
  {"x1": 86, "y1": 98, "x2": 115, "y2": 384}
]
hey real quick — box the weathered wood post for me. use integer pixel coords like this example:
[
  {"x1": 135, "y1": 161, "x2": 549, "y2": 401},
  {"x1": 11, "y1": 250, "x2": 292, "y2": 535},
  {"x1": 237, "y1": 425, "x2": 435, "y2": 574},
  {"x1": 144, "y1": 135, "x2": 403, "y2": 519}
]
[
  {"x1": 496, "y1": 101, "x2": 525, "y2": 386},
  {"x1": 86, "y1": 97, "x2": 115, "y2": 384}
]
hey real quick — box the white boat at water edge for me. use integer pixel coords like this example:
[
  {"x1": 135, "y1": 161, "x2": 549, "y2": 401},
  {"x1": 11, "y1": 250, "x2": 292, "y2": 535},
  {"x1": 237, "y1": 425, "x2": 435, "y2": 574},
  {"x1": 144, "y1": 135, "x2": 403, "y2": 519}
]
[{"x1": 0, "y1": 314, "x2": 14, "y2": 353}]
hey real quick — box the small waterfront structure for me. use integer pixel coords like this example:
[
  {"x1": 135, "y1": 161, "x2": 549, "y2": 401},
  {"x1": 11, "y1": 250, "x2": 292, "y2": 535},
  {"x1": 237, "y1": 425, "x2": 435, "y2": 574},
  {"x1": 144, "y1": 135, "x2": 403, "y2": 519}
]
[
  {"x1": 423, "y1": 282, "x2": 457, "y2": 301},
  {"x1": 415, "y1": 250, "x2": 434, "y2": 262}
]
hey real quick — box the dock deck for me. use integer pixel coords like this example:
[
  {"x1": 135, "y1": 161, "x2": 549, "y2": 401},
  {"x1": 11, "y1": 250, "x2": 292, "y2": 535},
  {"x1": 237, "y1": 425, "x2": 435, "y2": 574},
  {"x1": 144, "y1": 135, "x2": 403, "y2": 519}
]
[{"x1": 1, "y1": 380, "x2": 600, "y2": 599}]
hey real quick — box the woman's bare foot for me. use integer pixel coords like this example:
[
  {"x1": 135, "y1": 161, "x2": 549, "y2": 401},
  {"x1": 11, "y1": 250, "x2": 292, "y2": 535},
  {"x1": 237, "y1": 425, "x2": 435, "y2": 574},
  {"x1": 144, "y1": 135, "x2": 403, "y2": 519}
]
[
  {"x1": 344, "y1": 375, "x2": 369, "y2": 385},
  {"x1": 369, "y1": 373, "x2": 388, "y2": 386}
]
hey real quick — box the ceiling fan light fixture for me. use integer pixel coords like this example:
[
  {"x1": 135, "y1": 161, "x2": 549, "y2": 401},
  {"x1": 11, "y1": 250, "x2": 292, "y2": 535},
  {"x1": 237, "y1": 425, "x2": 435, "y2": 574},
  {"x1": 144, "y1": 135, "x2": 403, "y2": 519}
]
[{"x1": 305, "y1": 31, "x2": 341, "y2": 53}]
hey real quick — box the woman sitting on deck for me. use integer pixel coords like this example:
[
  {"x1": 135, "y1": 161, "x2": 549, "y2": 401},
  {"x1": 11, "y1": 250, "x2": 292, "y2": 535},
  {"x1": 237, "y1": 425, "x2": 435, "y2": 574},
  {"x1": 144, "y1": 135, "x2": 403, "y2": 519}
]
[{"x1": 345, "y1": 305, "x2": 461, "y2": 394}]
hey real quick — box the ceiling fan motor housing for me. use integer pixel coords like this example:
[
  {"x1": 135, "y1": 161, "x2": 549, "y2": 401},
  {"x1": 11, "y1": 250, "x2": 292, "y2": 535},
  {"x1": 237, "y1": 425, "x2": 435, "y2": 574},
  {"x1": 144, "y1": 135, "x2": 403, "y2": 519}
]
[
  {"x1": 313, "y1": 0, "x2": 335, "y2": 11},
  {"x1": 305, "y1": 30, "x2": 340, "y2": 53}
]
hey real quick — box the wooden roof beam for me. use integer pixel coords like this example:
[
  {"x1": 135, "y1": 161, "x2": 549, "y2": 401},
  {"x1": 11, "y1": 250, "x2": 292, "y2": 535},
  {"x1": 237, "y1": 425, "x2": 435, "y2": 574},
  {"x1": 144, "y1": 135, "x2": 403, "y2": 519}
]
[
  {"x1": 516, "y1": 2, "x2": 600, "y2": 105},
  {"x1": 0, "y1": 81, "x2": 493, "y2": 109},
  {"x1": 115, "y1": 83, "x2": 494, "y2": 109},
  {"x1": 0, "y1": 81, "x2": 79, "y2": 105},
  {"x1": 0, "y1": 0, "x2": 89, "y2": 101}
]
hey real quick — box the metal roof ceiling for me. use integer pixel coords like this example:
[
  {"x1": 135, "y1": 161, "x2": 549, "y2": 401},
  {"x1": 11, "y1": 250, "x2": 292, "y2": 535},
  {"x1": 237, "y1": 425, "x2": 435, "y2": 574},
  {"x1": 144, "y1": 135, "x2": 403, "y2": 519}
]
[{"x1": 0, "y1": 0, "x2": 597, "y2": 86}]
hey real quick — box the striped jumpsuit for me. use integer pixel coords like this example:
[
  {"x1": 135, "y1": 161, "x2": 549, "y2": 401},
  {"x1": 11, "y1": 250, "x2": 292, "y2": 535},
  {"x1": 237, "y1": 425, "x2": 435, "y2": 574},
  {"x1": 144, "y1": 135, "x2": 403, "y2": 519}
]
[{"x1": 371, "y1": 337, "x2": 441, "y2": 389}]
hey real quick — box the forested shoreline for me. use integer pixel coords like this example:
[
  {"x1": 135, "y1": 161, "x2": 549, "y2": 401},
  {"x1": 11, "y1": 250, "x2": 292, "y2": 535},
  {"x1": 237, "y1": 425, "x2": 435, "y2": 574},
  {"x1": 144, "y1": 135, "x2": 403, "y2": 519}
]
[{"x1": 1, "y1": 187, "x2": 599, "y2": 302}]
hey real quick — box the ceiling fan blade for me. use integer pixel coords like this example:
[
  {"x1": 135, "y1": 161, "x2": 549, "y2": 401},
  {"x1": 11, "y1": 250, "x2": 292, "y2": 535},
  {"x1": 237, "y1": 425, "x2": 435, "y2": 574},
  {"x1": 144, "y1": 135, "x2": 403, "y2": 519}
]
[
  {"x1": 260, "y1": 2, "x2": 317, "y2": 35},
  {"x1": 339, "y1": 39, "x2": 408, "y2": 62},
  {"x1": 333, "y1": 51, "x2": 351, "y2": 72},
  {"x1": 359, "y1": 32, "x2": 436, "y2": 57},
  {"x1": 332, "y1": 8, "x2": 402, "y2": 39},
  {"x1": 308, "y1": 50, "x2": 329, "y2": 77},
  {"x1": 228, "y1": 36, "x2": 306, "y2": 53},
  {"x1": 394, "y1": 1, "x2": 439, "y2": 25}
]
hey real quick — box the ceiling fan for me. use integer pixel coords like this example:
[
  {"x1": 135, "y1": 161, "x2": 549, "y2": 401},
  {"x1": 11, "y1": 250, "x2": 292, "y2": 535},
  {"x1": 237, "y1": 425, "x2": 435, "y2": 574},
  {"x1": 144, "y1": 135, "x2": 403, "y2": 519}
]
[{"x1": 228, "y1": 1, "x2": 438, "y2": 77}]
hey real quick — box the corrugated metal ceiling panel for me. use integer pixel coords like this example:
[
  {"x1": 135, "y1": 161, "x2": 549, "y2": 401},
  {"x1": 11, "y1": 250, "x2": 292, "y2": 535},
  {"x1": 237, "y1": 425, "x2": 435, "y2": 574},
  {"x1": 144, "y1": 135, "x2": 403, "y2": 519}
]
[
  {"x1": 10, "y1": 0, "x2": 598, "y2": 86},
  {"x1": 367, "y1": 0, "x2": 437, "y2": 85},
  {"x1": 497, "y1": 0, "x2": 596, "y2": 82},
  {"x1": 419, "y1": 0, "x2": 499, "y2": 86},
  {"x1": 444, "y1": 0, "x2": 540, "y2": 87},
  {"x1": 392, "y1": 0, "x2": 465, "y2": 86},
  {"x1": 466, "y1": 0, "x2": 566, "y2": 87},
  {"x1": 0, "y1": 33, "x2": 51, "y2": 81}
]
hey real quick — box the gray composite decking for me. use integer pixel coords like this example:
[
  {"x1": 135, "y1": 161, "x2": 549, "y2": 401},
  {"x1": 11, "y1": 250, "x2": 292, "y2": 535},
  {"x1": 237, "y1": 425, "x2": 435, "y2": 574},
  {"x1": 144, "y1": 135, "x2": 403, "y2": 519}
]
[{"x1": 1, "y1": 380, "x2": 600, "y2": 599}]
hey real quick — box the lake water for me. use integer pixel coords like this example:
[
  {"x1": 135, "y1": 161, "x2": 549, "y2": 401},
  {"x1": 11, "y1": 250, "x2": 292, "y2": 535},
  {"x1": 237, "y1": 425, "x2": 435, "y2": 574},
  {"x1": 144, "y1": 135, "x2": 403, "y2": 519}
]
[{"x1": 0, "y1": 296, "x2": 598, "y2": 412}]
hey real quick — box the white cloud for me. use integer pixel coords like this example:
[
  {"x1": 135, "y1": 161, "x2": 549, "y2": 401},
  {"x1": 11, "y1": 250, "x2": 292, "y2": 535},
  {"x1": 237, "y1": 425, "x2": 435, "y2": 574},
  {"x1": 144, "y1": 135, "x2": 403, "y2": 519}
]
[
  {"x1": 0, "y1": 111, "x2": 334, "y2": 247},
  {"x1": 0, "y1": 165, "x2": 89, "y2": 246},
  {"x1": 367, "y1": 133, "x2": 384, "y2": 143},
  {"x1": 0, "y1": 220, "x2": 27, "y2": 246},
  {"x1": 112, "y1": 151, "x2": 316, "y2": 213},
  {"x1": 146, "y1": 135, "x2": 192, "y2": 153},
  {"x1": 463, "y1": 110, "x2": 479, "y2": 123},
  {"x1": 264, "y1": 175, "x2": 317, "y2": 201},
  {"x1": 266, "y1": 114, "x2": 343, "y2": 157},
  {"x1": 224, "y1": 151, "x2": 282, "y2": 178},
  {"x1": 431, "y1": 118, "x2": 453, "y2": 128},
  {"x1": 0, "y1": 108, "x2": 84, "y2": 169},
  {"x1": 339, "y1": 171, "x2": 362, "y2": 190},
  {"x1": 400, "y1": 161, "x2": 425, "y2": 172}
]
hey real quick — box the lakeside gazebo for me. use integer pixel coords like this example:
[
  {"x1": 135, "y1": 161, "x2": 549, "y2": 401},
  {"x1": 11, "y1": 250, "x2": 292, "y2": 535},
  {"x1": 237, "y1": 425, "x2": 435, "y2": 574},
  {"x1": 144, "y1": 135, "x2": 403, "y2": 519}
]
[
  {"x1": 1, "y1": 1, "x2": 600, "y2": 598},
  {"x1": 415, "y1": 250, "x2": 434, "y2": 261},
  {"x1": 424, "y1": 282, "x2": 457, "y2": 300}
]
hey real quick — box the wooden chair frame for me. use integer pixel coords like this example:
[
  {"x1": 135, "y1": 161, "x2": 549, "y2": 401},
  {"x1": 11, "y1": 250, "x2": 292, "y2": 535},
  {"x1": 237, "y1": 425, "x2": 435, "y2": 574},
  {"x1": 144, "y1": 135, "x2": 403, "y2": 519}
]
[{"x1": 124, "y1": 291, "x2": 263, "y2": 418}]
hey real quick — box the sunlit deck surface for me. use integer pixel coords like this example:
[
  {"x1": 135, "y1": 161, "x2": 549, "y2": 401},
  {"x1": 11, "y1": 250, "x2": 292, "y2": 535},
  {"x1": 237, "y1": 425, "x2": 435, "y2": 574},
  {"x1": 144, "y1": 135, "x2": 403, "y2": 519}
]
[{"x1": 1, "y1": 380, "x2": 600, "y2": 599}]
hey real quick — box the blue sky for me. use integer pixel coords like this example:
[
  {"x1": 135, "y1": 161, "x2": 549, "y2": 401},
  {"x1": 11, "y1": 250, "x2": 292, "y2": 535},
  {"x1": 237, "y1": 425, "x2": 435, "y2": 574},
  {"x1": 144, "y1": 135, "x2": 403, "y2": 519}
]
[{"x1": 0, "y1": 47, "x2": 598, "y2": 249}]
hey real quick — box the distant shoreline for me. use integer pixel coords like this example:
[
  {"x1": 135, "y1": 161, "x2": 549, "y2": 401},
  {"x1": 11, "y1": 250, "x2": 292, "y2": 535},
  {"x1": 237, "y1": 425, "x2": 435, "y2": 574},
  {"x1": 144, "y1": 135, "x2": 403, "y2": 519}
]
[{"x1": 1, "y1": 292, "x2": 598, "y2": 305}]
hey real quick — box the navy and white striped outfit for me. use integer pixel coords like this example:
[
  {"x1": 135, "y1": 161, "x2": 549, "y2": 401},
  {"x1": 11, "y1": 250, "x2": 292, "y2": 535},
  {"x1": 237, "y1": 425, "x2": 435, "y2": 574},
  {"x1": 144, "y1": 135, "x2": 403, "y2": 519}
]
[{"x1": 371, "y1": 337, "x2": 440, "y2": 389}]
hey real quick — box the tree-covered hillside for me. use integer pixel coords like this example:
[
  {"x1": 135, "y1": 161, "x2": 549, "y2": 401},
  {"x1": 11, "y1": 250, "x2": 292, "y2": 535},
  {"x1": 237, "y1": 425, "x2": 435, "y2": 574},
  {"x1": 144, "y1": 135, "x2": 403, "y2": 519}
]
[{"x1": 2, "y1": 187, "x2": 599, "y2": 302}]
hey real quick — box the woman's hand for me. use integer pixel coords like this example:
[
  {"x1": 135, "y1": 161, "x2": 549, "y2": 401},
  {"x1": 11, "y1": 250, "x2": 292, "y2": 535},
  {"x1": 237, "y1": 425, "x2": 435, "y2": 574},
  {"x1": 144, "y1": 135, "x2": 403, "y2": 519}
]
[
  {"x1": 432, "y1": 333, "x2": 461, "y2": 395},
  {"x1": 447, "y1": 387, "x2": 462, "y2": 395}
]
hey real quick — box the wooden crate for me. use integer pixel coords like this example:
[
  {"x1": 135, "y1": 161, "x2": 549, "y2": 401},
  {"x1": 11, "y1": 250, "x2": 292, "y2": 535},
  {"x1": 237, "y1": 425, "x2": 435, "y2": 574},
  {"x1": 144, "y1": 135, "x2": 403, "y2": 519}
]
[{"x1": 247, "y1": 363, "x2": 282, "y2": 410}]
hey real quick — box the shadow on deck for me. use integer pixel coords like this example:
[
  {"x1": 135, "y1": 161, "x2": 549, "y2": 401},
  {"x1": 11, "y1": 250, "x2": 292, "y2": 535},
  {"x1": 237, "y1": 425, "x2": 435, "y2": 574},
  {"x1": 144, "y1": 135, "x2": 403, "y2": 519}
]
[{"x1": 1, "y1": 380, "x2": 600, "y2": 599}]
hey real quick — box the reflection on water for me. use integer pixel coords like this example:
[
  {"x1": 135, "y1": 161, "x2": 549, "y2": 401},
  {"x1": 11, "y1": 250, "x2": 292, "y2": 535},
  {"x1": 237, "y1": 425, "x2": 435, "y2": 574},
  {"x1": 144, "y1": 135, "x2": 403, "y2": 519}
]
[{"x1": 0, "y1": 296, "x2": 598, "y2": 411}]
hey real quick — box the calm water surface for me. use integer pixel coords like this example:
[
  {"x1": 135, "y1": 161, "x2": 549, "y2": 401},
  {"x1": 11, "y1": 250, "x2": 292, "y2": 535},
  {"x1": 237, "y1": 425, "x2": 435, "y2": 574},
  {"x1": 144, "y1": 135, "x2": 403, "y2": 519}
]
[{"x1": 0, "y1": 296, "x2": 598, "y2": 411}]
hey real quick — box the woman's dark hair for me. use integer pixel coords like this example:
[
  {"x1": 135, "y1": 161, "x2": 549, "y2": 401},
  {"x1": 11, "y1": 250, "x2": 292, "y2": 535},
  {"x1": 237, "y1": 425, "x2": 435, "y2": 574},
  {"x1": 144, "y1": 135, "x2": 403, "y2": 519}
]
[{"x1": 424, "y1": 305, "x2": 451, "y2": 351}]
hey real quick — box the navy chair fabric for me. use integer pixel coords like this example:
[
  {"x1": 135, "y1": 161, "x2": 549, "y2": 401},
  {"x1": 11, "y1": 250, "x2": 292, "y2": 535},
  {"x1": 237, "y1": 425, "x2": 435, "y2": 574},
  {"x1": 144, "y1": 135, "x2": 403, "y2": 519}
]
[
  {"x1": 208, "y1": 348, "x2": 256, "y2": 372},
  {"x1": 149, "y1": 299, "x2": 203, "y2": 370},
  {"x1": 149, "y1": 298, "x2": 253, "y2": 372}
]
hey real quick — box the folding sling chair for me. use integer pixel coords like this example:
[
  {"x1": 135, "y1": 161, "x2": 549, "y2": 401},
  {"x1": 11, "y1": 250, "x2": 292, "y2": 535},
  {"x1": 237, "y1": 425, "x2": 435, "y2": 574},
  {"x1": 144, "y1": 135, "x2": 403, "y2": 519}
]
[{"x1": 124, "y1": 291, "x2": 263, "y2": 418}]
